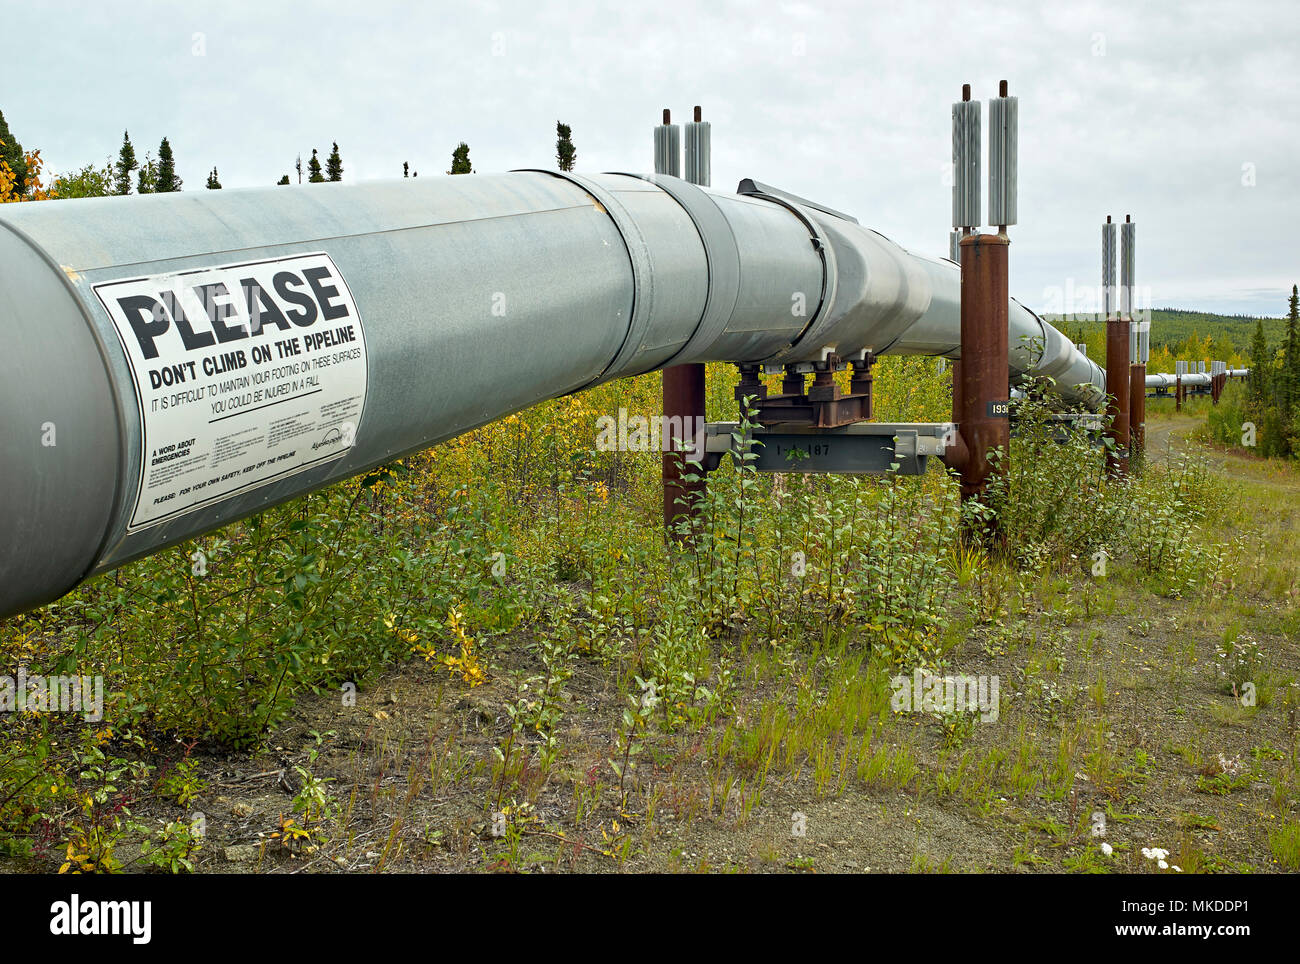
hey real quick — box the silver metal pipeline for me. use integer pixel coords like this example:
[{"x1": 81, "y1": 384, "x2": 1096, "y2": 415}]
[
  {"x1": 0, "y1": 170, "x2": 1105, "y2": 618},
  {"x1": 1145, "y1": 372, "x2": 1212, "y2": 390}
]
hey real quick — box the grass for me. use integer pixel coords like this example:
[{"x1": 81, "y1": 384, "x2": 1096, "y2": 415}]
[
  {"x1": 3, "y1": 370, "x2": 1299, "y2": 874},
  {"x1": 1269, "y1": 820, "x2": 1300, "y2": 869}
]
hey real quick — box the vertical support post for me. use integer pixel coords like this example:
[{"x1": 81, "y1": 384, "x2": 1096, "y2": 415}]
[
  {"x1": 1122, "y1": 214, "x2": 1143, "y2": 464},
  {"x1": 1106, "y1": 315, "x2": 1131, "y2": 475},
  {"x1": 1129, "y1": 362, "x2": 1145, "y2": 465},
  {"x1": 1175, "y1": 374, "x2": 1182, "y2": 411},
  {"x1": 1102, "y1": 214, "x2": 1128, "y2": 475},
  {"x1": 662, "y1": 362, "x2": 707, "y2": 533},
  {"x1": 663, "y1": 106, "x2": 708, "y2": 534},
  {"x1": 956, "y1": 233, "x2": 1010, "y2": 503}
]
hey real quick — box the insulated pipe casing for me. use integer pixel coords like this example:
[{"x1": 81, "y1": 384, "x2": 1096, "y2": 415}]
[{"x1": 0, "y1": 172, "x2": 1108, "y2": 618}]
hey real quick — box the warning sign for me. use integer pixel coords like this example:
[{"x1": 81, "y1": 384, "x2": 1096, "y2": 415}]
[{"x1": 93, "y1": 252, "x2": 368, "y2": 531}]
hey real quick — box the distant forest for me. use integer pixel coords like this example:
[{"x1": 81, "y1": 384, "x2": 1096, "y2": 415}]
[{"x1": 1042, "y1": 307, "x2": 1292, "y2": 370}]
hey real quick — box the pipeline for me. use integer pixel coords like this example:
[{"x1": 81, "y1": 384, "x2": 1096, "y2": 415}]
[
  {"x1": 1146, "y1": 372, "x2": 1210, "y2": 390},
  {"x1": 0, "y1": 171, "x2": 1106, "y2": 618},
  {"x1": 1145, "y1": 370, "x2": 1248, "y2": 391}
]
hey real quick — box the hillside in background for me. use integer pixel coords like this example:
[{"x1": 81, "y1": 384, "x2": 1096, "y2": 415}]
[
  {"x1": 1043, "y1": 307, "x2": 1289, "y2": 371},
  {"x1": 1144, "y1": 308, "x2": 1286, "y2": 353}
]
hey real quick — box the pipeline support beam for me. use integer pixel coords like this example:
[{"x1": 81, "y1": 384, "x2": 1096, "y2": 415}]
[
  {"x1": 952, "y1": 233, "x2": 1010, "y2": 503},
  {"x1": 662, "y1": 363, "x2": 707, "y2": 531},
  {"x1": 1106, "y1": 317, "x2": 1131, "y2": 475},
  {"x1": 1129, "y1": 361, "x2": 1146, "y2": 464}
]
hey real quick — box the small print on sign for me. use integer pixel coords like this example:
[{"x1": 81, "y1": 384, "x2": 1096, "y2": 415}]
[
  {"x1": 987, "y1": 400, "x2": 1010, "y2": 418},
  {"x1": 93, "y1": 252, "x2": 368, "y2": 531}
]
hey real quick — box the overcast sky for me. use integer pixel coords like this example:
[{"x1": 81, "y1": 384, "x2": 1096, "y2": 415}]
[{"x1": 4, "y1": 0, "x2": 1296, "y2": 317}]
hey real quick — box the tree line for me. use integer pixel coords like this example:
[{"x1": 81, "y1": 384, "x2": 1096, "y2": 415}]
[
  {"x1": 2, "y1": 107, "x2": 579, "y2": 202},
  {"x1": 1242, "y1": 287, "x2": 1300, "y2": 457}
]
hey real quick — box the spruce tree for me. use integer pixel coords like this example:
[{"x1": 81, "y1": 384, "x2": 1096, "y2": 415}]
[
  {"x1": 206, "y1": 167, "x2": 222, "y2": 189},
  {"x1": 556, "y1": 121, "x2": 576, "y2": 171},
  {"x1": 403, "y1": 161, "x2": 409, "y2": 178},
  {"x1": 277, "y1": 174, "x2": 290, "y2": 185},
  {"x1": 307, "y1": 148, "x2": 324, "y2": 183},
  {"x1": 155, "y1": 137, "x2": 182, "y2": 192},
  {"x1": 1288, "y1": 285, "x2": 1300, "y2": 414},
  {"x1": 326, "y1": 141, "x2": 342, "y2": 181},
  {"x1": 1281, "y1": 287, "x2": 1300, "y2": 417},
  {"x1": 448, "y1": 142, "x2": 472, "y2": 174},
  {"x1": 0, "y1": 108, "x2": 27, "y2": 196},
  {"x1": 1248, "y1": 318, "x2": 1270, "y2": 417},
  {"x1": 113, "y1": 131, "x2": 138, "y2": 195}
]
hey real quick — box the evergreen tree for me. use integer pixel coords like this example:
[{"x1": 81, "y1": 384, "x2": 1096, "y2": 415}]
[
  {"x1": 155, "y1": 137, "x2": 182, "y2": 192},
  {"x1": 1287, "y1": 285, "x2": 1300, "y2": 413},
  {"x1": 556, "y1": 121, "x2": 577, "y2": 172},
  {"x1": 206, "y1": 167, "x2": 222, "y2": 189},
  {"x1": 1247, "y1": 318, "x2": 1270, "y2": 417},
  {"x1": 326, "y1": 141, "x2": 342, "y2": 181},
  {"x1": 403, "y1": 161, "x2": 409, "y2": 178},
  {"x1": 0, "y1": 108, "x2": 28, "y2": 196},
  {"x1": 295, "y1": 154, "x2": 303, "y2": 184},
  {"x1": 113, "y1": 131, "x2": 138, "y2": 195},
  {"x1": 136, "y1": 152, "x2": 157, "y2": 194},
  {"x1": 556, "y1": 121, "x2": 576, "y2": 171},
  {"x1": 307, "y1": 148, "x2": 324, "y2": 183},
  {"x1": 448, "y1": 142, "x2": 472, "y2": 174},
  {"x1": 277, "y1": 174, "x2": 290, "y2": 185}
]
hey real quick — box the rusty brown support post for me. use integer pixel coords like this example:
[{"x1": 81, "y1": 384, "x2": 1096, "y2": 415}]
[
  {"x1": 1129, "y1": 360, "x2": 1145, "y2": 465},
  {"x1": 662, "y1": 363, "x2": 707, "y2": 533},
  {"x1": 1106, "y1": 315, "x2": 1131, "y2": 475},
  {"x1": 1175, "y1": 375, "x2": 1182, "y2": 412},
  {"x1": 953, "y1": 233, "x2": 1010, "y2": 503}
]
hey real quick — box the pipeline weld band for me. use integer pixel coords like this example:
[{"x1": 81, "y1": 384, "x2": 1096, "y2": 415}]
[
  {"x1": 511, "y1": 169, "x2": 655, "y2": 388},
  {"x1": 611, "y1": 173, "x2": 741, "y2": 369},
  {"x1": 732, "y1": 190, "x2": 838, "y2": 364}
]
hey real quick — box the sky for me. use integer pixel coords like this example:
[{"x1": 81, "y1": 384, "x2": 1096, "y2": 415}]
[{"x1": 3, "y1": 0, "x2": 1297, "y2": 317}]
